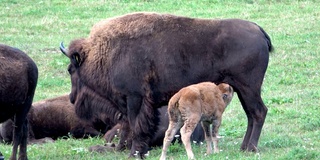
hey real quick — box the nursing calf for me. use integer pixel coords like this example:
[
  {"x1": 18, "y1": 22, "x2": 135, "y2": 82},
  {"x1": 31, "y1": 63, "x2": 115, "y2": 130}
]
[{"x1": 160, "y1": 82, "x2": 233, "y2": 160}]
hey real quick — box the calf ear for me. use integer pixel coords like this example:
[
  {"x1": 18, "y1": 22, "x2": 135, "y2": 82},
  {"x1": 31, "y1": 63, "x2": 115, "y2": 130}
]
[{"x1": 228, "y1": 85, "x2": 233, "y2": 94}]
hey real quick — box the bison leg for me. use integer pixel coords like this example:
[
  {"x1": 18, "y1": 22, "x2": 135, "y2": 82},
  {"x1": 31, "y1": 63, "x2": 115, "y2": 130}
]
[
  {"x1": 160, "y1": 121, "x2": 182, "y2": 160},
  {"x1": 127, "y1": 96, "x2": 158, "y2": 158},
  {"x1": 104, "y1": 123, "x2": 122, "y2": 143},
  {"x1": 116, "y1": 122, "x2": 131, "y2": 151},
  {"x1": 10, "y1": 111, "x2": 29, "y2": 160},
  {"x1": 237, "y1": 86, "x2": 267, "y2": 152}
]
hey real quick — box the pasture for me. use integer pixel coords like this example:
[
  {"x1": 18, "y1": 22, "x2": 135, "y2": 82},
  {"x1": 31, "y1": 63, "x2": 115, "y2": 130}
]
[{"x1": 0, "y1": 0, "x2": 319, "y2": 159}]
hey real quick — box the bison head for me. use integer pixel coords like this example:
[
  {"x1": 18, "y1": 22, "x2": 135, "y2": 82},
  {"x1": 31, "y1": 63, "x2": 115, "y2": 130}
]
[
  {"x1": 60, "y1": 39, "x2": 86, "y2": 68},
  {"x1": 60, "y1": 41, "x2": 125, "y2": 124},
  {"x1": 60, "y1": 40, "x2": 86, "y2": 104}
]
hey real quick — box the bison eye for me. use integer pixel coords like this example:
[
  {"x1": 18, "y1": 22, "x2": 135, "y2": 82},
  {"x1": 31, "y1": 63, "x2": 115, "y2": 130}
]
[{"x1": 72, "y1": 53, "x2": 81, "y2": 67}]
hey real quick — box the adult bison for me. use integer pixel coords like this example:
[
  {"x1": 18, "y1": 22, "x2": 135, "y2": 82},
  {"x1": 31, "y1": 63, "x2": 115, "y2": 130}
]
[
  {"x1": 28, "y1": 95, "x2": 107, "y2": 140},
  {"x1": 0, "y1": 44, "x2": 38, "y2": 160},
  {"x1": 0, "y1": 95, "x2": 108, "y2": 144},
  {"x1": 60, "y1": 12, "x2": 273, "y2": 158}
]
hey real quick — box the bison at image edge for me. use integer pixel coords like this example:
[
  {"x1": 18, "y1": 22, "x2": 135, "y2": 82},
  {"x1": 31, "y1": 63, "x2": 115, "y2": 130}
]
[{"x1": 0, "y1": 44, "x2": 38, "y2": 160}]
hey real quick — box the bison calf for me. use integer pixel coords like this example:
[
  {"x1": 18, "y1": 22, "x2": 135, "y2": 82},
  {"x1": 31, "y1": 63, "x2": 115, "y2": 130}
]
[
  {"x1": 160, "y1": 82, "x2": 233, "y2": 160},
  {"x1": 0, "y1": 44, "x2": 38, "y2": 160}
]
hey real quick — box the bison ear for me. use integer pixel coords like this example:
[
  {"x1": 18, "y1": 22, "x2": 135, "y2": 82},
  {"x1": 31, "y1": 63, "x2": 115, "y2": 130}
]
[{"x1": 73, "y1": 53, "x2": 82, "y2": 67}]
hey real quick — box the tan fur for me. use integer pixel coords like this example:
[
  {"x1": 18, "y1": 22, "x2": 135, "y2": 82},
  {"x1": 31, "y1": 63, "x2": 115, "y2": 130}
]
[{"x1": 160, "y1": 82, "x2": 233, "y2": 160}]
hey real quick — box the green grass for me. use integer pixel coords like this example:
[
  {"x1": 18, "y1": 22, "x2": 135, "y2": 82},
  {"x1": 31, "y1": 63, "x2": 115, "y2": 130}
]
[{"x1": 1, "y1": 0, "x2": 319, "y2": 159}]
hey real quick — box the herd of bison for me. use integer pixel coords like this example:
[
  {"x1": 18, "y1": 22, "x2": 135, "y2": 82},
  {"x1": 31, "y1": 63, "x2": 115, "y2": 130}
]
[{"x1": 0, "y1": 12, "x2": 273, "y2": 160}]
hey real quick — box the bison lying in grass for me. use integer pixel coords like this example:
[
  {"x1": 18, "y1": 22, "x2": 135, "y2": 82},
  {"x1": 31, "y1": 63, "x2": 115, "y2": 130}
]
[
  {"x1": 60, "y1": 12, "x2": 272, "y2": 158},
  {"x1": 0, "y1": 44, "x2": 38, "y2": 160},
  {"x1": 0, "y1": 95, "x2": 108, "y2": 144},
  {"x1": 160, "y1": 82, "x2": 234, "y2": 160}
]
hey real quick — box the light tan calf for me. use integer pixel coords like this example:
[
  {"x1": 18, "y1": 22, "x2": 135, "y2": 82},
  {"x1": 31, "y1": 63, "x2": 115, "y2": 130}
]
[{"x1": 160, "y1": 82, "x2": 234, "y2": 160}]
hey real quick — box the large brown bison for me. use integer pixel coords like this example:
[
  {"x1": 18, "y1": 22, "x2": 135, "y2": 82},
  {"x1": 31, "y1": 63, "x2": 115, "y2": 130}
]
[
  {"x1": 65, "y1": 60, "x2": 204, "y2": 151},
  {"x1": 66, "y1": 58, "x2": 204, "y2": 151},
  {"x1": 60, "y1": 12, "x2": 273, "y2": 158},
  {"x1": 0, "y1": 44, "x2": 38, "y2": 160},
  {"x1": 0, "y1": 95, "x2": 111, "y2": 144}
]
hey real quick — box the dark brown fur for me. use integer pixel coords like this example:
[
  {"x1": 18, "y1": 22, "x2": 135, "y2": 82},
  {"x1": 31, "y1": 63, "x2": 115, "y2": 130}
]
[
  {"x1": 0, "y1": 95, "x2": 108, "y2": 145},
  {"x1": 61, "y1": 12, "x2": 272, "y2": 158},
  {"x1": 0, "y1": 44, "x2": 38, "y2": 160}
]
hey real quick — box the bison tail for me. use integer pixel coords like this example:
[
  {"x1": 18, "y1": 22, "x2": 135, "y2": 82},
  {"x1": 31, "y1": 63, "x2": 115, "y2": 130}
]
[{"x1": 258, "y1": 26, "x2": 274, "y2": 52}]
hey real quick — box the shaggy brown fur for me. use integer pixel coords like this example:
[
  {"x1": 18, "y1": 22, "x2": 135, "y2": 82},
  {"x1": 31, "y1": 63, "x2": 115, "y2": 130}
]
[
  {"x1": 29, "y1": 95, "x2": 106, "y2": 139},
  {"x1": 67, "y1": 64, "x2": 130, "y2": 151},
  {"x1": 0, "y1": 95, "x2": 108, "y2": 145},
  {"x1": 0, "y1": 44, "x2": 38, "y2": 160},
  {"x1": 160, "y1": 82, "x2": 233, "y2": 160},
  {"x1": 61, "y1": 12, "x2": 272, "y2": 158}
]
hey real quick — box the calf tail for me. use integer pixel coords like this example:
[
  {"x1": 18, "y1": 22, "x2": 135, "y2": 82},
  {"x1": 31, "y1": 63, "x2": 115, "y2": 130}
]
[{"x1": 168, "y1": 93, "x2": 181, "y2": 123}]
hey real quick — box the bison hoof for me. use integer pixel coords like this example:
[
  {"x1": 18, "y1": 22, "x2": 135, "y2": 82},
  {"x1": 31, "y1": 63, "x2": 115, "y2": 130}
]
[
  {"x1": 88, "y1": 145, "x2": 115, "y2": 153},
  {"x1": 115, "y1": 144, "x2": 126, "y2": 151},
  {"x1": 240, "y1": 143, "x2": 259, "y2": 152}
]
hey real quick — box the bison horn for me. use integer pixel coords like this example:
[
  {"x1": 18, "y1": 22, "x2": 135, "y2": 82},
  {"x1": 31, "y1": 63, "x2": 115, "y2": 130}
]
[{"x1": 60, "y1": 42, "x2": 68, "y2": 55}]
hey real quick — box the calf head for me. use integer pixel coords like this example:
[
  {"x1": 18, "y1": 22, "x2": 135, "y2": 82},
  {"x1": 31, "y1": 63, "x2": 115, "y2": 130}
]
[{"x1": 218, "y1": 83, "x2": 234, "y2": 106}]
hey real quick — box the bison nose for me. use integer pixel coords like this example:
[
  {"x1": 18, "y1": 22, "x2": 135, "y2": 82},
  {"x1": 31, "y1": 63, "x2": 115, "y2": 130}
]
[{"x1": 69, "y1": 94, "x2": 76, "y2": 104}]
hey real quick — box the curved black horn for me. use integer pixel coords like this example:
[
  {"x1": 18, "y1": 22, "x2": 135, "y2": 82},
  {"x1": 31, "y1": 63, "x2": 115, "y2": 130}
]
[{"x1": 60, "y1": 42, "x2": 68, "y2": 55}]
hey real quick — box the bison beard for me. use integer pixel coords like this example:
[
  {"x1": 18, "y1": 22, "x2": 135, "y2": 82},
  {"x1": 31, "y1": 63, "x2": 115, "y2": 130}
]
[
  {"x1": 71, "y1": 76, "x2": 133, "y2": 151},
  {"x1": 61, "y1": 12, "x2": 273, "y2": 158}
]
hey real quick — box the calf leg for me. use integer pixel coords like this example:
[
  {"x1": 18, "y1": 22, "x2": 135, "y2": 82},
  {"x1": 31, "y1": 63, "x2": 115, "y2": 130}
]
[
  {"x1": 180, "y1": 117, "x2": 200, "y2": 160},
  {"x1": 201, "y1": 121, "x2": 213, "y2": 155},
  {"x1": 160, "y1": 121, "x2": 182, "y2": 160},
  {"x1": 212, "y1": 119, "x2": 221, "y2": 153}
]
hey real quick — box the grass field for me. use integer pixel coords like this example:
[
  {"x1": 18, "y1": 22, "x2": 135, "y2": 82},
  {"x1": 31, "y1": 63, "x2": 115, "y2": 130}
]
[{"x1": 0, "y1": 0, "x2": 319, "y2": 159}]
